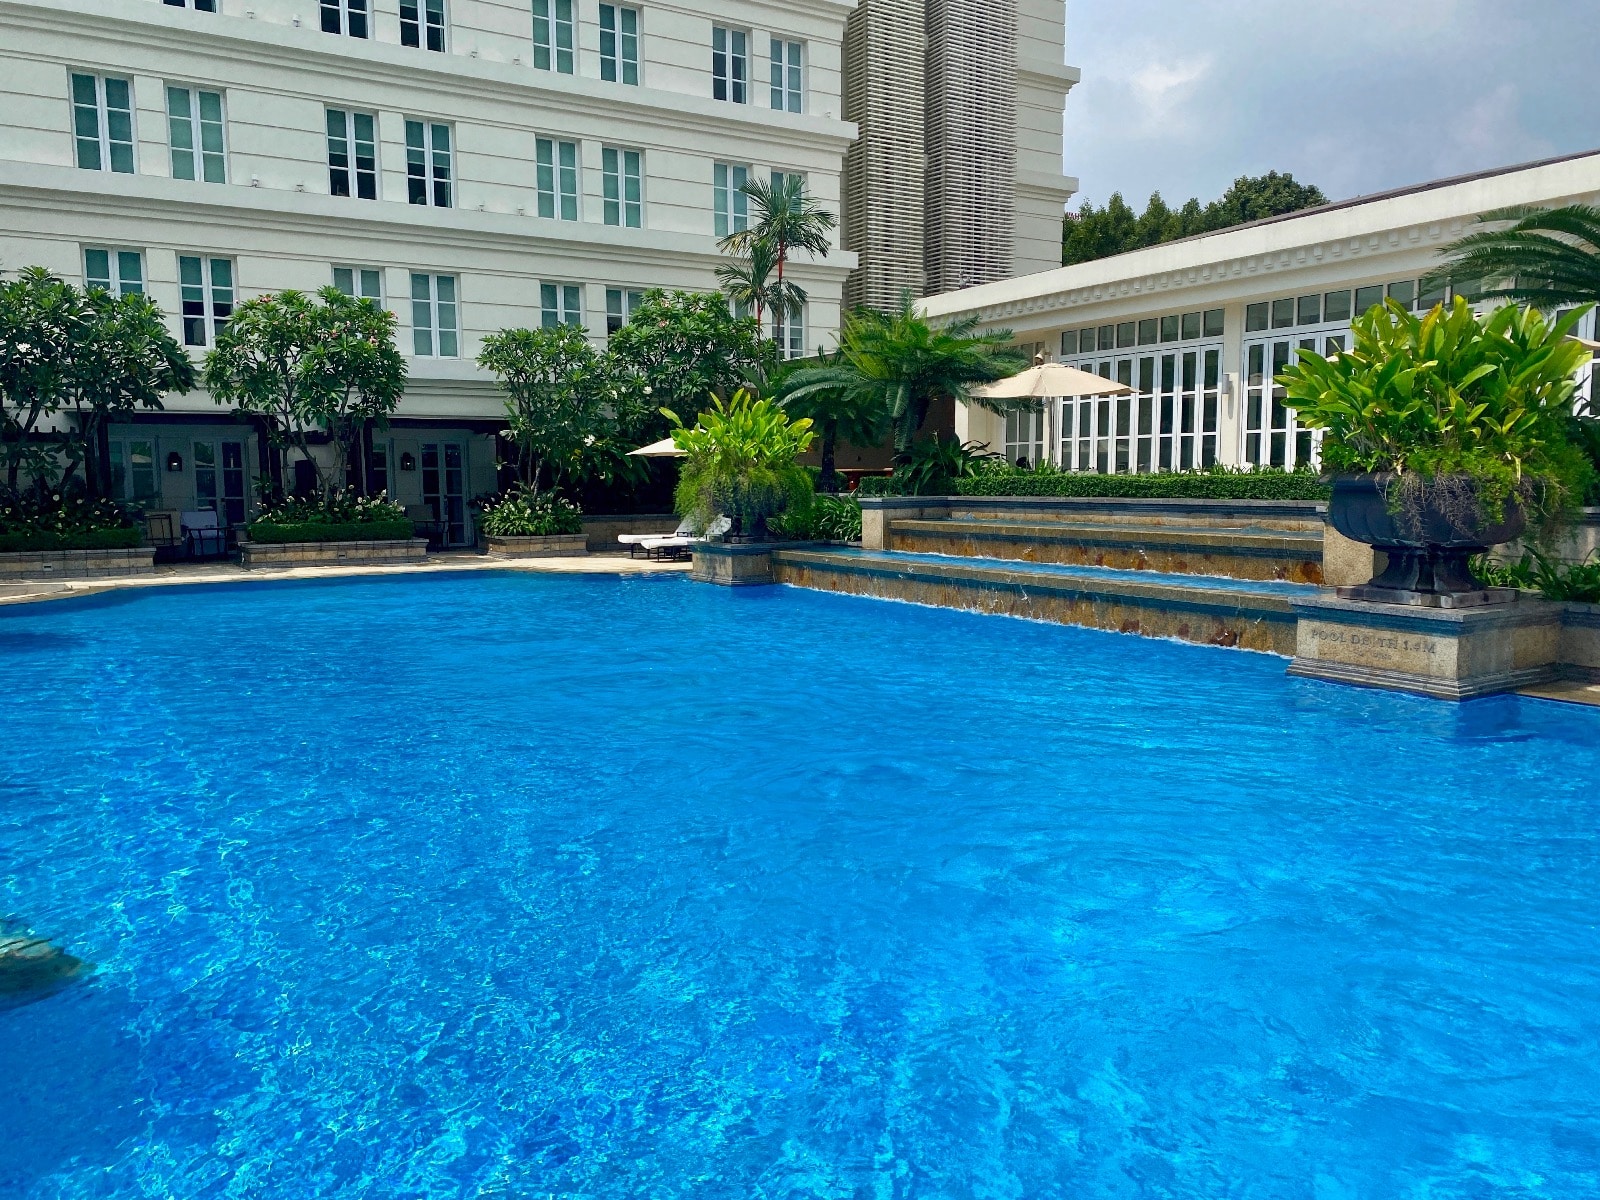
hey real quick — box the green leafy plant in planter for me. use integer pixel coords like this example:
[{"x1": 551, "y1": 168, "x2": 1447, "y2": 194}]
[
  {"x1": 477, "y1": 489, "x2": 583, "y2": 537},
  {"x1": 246, "y1": 489, "x2": 412, "y2": 544},
  {"x1": 1279, "y1": 297, "x2": 1595, "y2": 599},
  {"x1": 666, "y1": 389, "x2": 814, "y2": 539},
  {"x1": 1473, "y1": 550, "x2": 1600, "y2": 604},
  {"x1": 768, "y1": 493, "x2": 862, "y2": 542}
]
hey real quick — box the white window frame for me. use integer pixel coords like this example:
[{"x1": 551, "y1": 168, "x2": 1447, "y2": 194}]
[
  {"x1": 1061, "y1": 339, "x2": 1224, "y2": 475},
  {"x1": 540, "y1": 282, "x2": 583, "y2": 329},
  {"x1": 326, "y1": 108, "x2": 378, "y2": 200},
  {"x1": 162, "y1": 0, "x2": 218, "y2": 9},
  {"x1": 532, "y1": 0, "x2": 575, "y2": 73},
  {"x1": 599, "y1": 3, "x2": 639, "y2": 85},
  {"x1": 70, "y1": 72, "x2": 136, "y2": 174},
  {"x1": 405, "y1": 118, "x2": 453, "y2": 208},
  {"x1": 178, "y1": 254, "x2": 235, "y2": 348},
  {"x1": 773, "y1": 303, "x2": 804, "y2": 359},
  {"x1": 320, "y1": 0, "x2": 368, "y2": 37},
  {"x1": 769, "y1": 37, "x2": 802, "y2": 112},
  {"x1": 333, "y1": 265, "x2": 384, "y2": 302},
  {"x1": 411, "y1": 272, "x2": 459, "y2": 357},
  {"x1": 400, "y1": 0, "x2": 446, "y2": 50},
  {"x1": 713, "y1": 161, "x2": 749, "y2": 238},
  {"x1": 605, "y1": 287, "x2": 643, "y2": 335},
  {"x1": 712, "y1": 26, "x2": 748, "y2": 103},
  {"x1": 602, "y1": 147, "x2": 642, "y2": 228},
  {"x1": 535, "y1": 138, "x2": 579, "y2": 221},
  {"x1": 166, "y1": 83, "x2": 227, "y2": 184},
  {"x1": 83, "y1": 247, "x2": 145, "y2": 298}
]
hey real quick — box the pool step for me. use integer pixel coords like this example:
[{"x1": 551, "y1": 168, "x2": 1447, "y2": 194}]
[
  {"x1": 888, "y1": 517, "x2": 1325, "y2": 584},
  {"x1": 772, "y1": 547, "x2": 1315, "y2": 655}
]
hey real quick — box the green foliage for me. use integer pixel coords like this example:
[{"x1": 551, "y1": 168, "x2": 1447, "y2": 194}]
[
  {"x1": 1572, "y1": 415, "x2": 1600, "y2": 504},
  {"x1": 777, "y1": 348, "x2": 889, "y2": 492},
  {"x1": 245, "y1": 518, "x2": 414, "y2": 544},
  {"x1": 203, "y1": 287, "x2": 405, "y2": 497},
  {"x1": 1278, "y1": 298, "x2": 1595, "y2": 527},
  {"x1": 1430, "y1": 204, "x2": 1600, "y2": 310},
  {"x1": 717, "y1": 174, "x2": 836, "y2": 334},
  {"x1": 1473, "y1": 549, "x2": 1600, "y2": 603},
  {"x1": 477, "y1": 488, "x2": 583, "y2": 537},
  {"x1": 1063, "y1": 172, "x2": 1326, "y2": 265},
  {"x1": 667, "y1": 389, "x2": 815, "y2": 535},
  {"x1": 0, "y1": 527, "x2": 143, "y2": 552},
  {"x1": 251, "y1": 489, "x2": 408, "y2": 530},
  {"x1": 768, "y1": 493, "x2": 862, "y2": 542},
  {"x1": 0, "y1": 481, "x2": 142, "y2": 549},
  {"x1": 900, "y1": 437, "x2": 1000, "y2": 496},
  {"x1": 953, "y1": 462, "x2": 1332, "y2": 501},
  {"x1": 478, "y1": 324, "x2": 607, "y2": 498}
]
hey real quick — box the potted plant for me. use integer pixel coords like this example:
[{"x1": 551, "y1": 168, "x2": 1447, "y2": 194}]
[
  {"x1": 1280, "y1": 298, "x2": 1595, "y2": 605},
  {"x1": 477, "y1": 487, "x2": 586, "y2": 556},
  {"x1": 666, "y1": 389, "x2": 815, "y2": 541}
]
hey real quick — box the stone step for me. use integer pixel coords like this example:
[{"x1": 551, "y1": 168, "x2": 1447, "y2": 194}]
[
  {"x1": 940, "y1": 495, "x2": 1327, "y2": 534},
  {"x1": 888, "y1": 517, "x2": 1325, "y2": 584},
  {"x1": 773, "y1": 547, "x2": 1314, "y2": 654}
]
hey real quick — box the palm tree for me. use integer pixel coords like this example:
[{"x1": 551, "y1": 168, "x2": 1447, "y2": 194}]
[
  {"x1": 719, "y1": 174, "x2": 837, "y2": 341},
  {"x1": 715, "y1": 239, "x2": 781, "y2": 328},
  {"x1": 1431, "y1": 204, "x2": 1600, "y2": 309},
  {"x1": 779, "y1": 349, "x2": 888, "y2": 493}
]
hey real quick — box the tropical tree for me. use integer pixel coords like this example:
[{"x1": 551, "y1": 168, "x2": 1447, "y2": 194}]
[
  {"x1": 1, "y1": 268, "x2": 84, "y2": 490},
  {"x1": 1431, "y1": 204, "x2": 1600, "y2": 309},
  {"x1": 478, "y1": 323, "x2": 607, "y2": 500},
  {"x1": 665, "y1": 388, "x2": 814, "y2": 536},
  {"x1": 778, "y1": 349, "x2": 888, "y2": 492},
  {"x1": 203, "y1": 287, "x2": 405, "y2": 497},
  {"x1": 715, "y1": 239, "x2": 781, "y2": 329},
  {"x1": 718, "y1": 174, "x2": 836, "y2": 338}
]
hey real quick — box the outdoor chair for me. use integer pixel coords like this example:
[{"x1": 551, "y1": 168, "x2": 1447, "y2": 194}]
[
  {"x1": 143, "y1": 511, "x2": 179, "y2": 548},
  {"x1": 180, "y1": 510, "x2": 228, "y2": 559},
  {"x1": 640, "y1": 515, "x2": 732, "y2": 561},
  {"x1": 618, "y1": 517, "x2": 694, "y2": 557}
]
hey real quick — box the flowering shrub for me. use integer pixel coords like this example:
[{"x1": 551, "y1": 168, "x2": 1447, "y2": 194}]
[
  {"x1": 477, "y1": 488, "x2": 583, "y2": 537},
  {"x1": 0, "y1": 484, "x2": 142, "y2": 551},
  {"x1": 246, "y1": 489, "x2": 412, "y2": 543}
]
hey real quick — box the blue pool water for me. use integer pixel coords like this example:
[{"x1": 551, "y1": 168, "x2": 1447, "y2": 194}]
[{"x1": 2, "y1": 572, "x2": 1598, "y2": 1199}]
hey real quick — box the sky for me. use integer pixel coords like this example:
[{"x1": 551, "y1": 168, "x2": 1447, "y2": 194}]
[{"x1": 1062, "y1": 0, "x2": 1600, "y2": 213}]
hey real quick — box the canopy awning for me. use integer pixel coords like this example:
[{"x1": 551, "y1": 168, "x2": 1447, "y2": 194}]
[
  {"x1": 971, "y1": 359, "x2": 1135, "y2": 400},
  {"x1": 627, "y1": 436, "x2": 685, "y2": 457}
]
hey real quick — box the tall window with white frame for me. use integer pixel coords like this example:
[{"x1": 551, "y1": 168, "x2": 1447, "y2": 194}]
[
  {"x1": 713, "y1": 162, "x2": 749, "y2": 237},
  {"x1": 773, "y1": 304, "x2": 804, "y2": 359},
  {"x1": 405, "y1": 119, "x2": 452, "y2": 207},
  {"x1": 532, "y1": 0, "x2": 575, "y2": 73},
  {"x1": 83, "y1": 248, "x2": 144, "y2": 297},
  {"x1": 321, "y1": 0, "x2": 368, "y2": 37},
  {"x1": 71, "y1": 73, "x2": 136, "y2": 174},
  {"x1": 599, "y1": 4, "x2": 639, "y2": 84},
  {"x1": 602, "y1": 147, "x2": 642, "y2": 228},
  {"x1": 411, "y1": 273, "x2": 458, "y2": 357},
  {"x1": 178, "y1": 255, "x2": 234, "y2": 348},
  {"x1": 712, "y1": 27, "x2": 747, "y2": 103},
  {"x1": 540, "y1": 283, "x2": 582, "y2": 328},
  {"x1": 166, "y1": 84, "x2": 226, "y2": 183},
  {"x1": 605, "y1": 287, "x2": 642, "y2": 336},
  {"x1": 326, "y1": 109, "x2": 377, "y2": 199},
  {"x1": 333, "y1": 266, "x2": 383, "y2": 302},
  {"x1": 400, "y1": 0, "x2": 445, "y2": 51},
  {"x1": 535, "y1": 138, "x2": 579, "y2": 220},
  {"x1": 769, "y1": 37, "x2": 802, "y2": 112}
]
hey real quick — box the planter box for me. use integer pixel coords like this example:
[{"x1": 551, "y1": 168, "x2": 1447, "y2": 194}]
[
  {"x1": 238, "y1": 538, "x2": 428, "y2": 570},
  {"x1": 485, "y1": 534, "x2": 588, "y2": 557},
  {"x1": 0, "y1": 546, "x2": 155, "y2": 580}
]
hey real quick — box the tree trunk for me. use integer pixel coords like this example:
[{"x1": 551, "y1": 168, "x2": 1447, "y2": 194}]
[{"x1": 819, "y1": 418, "x2": 838, "y2": 493}]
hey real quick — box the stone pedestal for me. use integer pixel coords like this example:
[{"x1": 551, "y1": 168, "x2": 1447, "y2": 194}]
[
  {"x1": 1288, "y1": 593, "x2": 1563, "y2": 700},
  {"x1": 1320, "y1": 525, "x2": 1387, "y2": 588},
  {"x1": 692, "y1": 542, "x2": 818, "y2": 585}
]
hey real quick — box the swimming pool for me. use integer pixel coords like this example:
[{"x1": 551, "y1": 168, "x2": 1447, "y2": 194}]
[{"x1": 2, "y1": 572, "x2": 1597, "y2": 1198}]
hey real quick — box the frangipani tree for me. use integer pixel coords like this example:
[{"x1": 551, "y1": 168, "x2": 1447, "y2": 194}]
[{"x1": 478, "y1": 323, "x2": 607, "y2": 501}]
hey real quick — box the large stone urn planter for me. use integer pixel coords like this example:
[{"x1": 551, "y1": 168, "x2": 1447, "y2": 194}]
[
  {"x1": 1328, "y1": 474, "x2": 1523, "y2": 608},
  {"x1": 485, "y1": 534, "x2": 587, "y2": 557}
]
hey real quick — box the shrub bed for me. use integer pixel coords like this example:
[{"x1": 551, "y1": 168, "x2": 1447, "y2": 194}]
[
  {"x1": 477, "y1": 489, "x2": 583, "y2": 537},
  {"x1": 245, "y1": 518, "x2": 414, "y2": 544},
  {"x1": 0, "y1": 488, "x2": 143, "y2": 552},
  {"x1": 0, "y1": 527, "x2": 144, "y2": 552},
  {"x1": 953, "y1": 466, "x2": 1330, "y2": 502}
]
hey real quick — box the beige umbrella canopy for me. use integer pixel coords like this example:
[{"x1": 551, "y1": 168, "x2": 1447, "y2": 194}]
[
  {"x1": 971, "y1": 356, "x2": 1135, "y2": 400},
  {"x1": 627, "y1": 436, "x2": 685, "y2": 457}
]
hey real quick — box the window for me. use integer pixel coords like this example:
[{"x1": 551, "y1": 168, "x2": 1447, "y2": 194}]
[
  {"x1": 535, "y1": 138, "x2": 579, "y2": 220},
  {"x1": 770, "y1": 168, "x2": 804, "y2": 193},
  {"x1": 405, "y1": 119, "x2": 452, "y2": 207},
  {"x1": 713, "y1": 162, "x2": 749, "y2": 238},
  {"x1": 178, "y1": 255, "x2": 234, "y2": 347},
  {"x1": 333, "y1": 266, "x2": 383, "y2": 301},
  {"x1": 605, "y1": 287, "x2": 642, "y2": 335},
  {"x1": 599, "y1": 4, "x2": 639, "y2": 84},
  {"x1": 71, "y1": 73, "x2": 135, "y2": 174},
  {"x1": 167, "y1": 85, "x2": 226, "y2": 184},
  {"x1": 411, "y1": 273, "x2": 458, "y2": 356},
  {"x1": 83, "y1": 248, "x2": 144, "y2": 297},
  {"x1": 769, "y1": 38, "x2": 801, "y2": 112},
  {"x1": 110, "y1": 440, "x2": 159, "y2": 502},
  {"x1": 321, "y1": 0, "x2": 368, "y2": 38},
  {"x1": 326, "y1": 109, "x2": 377, "y2": 200},
  {"x1": 773, "y1": 304, "x2": 804, "y2": 359},
  {"x1": 602, "y1": 147, "x2": 642, "y2": 228},
  {"x1": 712, "y1": 27, "x2": 747, "y2": 103},
  {"x1": 164, "y1": 0, "x2": 217, "y2": 10},
  {"x1": 532, "y1": 0, "x2": 575, "y2": 73},
  {"x1": 540, "y1": 282, "x2": 582, "y2": 328},
  {"x1": 400, "y1": 0, "x2": 445, "y2": 51}
]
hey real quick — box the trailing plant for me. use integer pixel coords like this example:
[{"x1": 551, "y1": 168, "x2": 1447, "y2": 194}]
[
  {"x1": 1278, "y1": 298, "x2": 1595, "y2": 534},
  {"x1": 667, "y1": 389, "x2": 814, "y2": 536},
  {"x1": 1472, "y1": 548, "x2": 1600, "y2": 603},
  {"x1": 477, "y1": 488, "x2": 583, "y2": 537},
  {"x1": 768, "y1": 493, "x2": 862, "y2": 542},
  {"x1": 952, "y1": 462, "x2": 1331, "y2": 501}
]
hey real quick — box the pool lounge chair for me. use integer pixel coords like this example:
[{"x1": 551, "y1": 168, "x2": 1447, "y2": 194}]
[
  {"x1": 180, "y1": 510, "x2": 228, "y2": 559},
  {"x1": 640, "y1": 515, "x2": 731, "y2": 561},
  {"x1": 618, "y1": 517, "x2": 693, "y2": 557}
]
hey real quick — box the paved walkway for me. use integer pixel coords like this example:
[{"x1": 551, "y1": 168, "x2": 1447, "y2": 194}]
[{"x1": 0, "y1": 551, "x2": 689, "y2": 607}]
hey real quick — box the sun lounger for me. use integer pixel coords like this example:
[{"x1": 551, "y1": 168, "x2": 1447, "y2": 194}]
[
  {"x1": 639, "y1": 515, "x2": 731, "y2": 560},
  {"x1": 619, "y1": 517, "x2": 694, "y2": 557}
]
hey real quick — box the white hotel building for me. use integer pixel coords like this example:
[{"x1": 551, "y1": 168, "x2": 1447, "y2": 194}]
[
  {"x1": 926, "y1": 151, "x2": 1600, "y2": 477},
  {"x1": 0, "y1": 0, "x2": 858, "y2": 542}
]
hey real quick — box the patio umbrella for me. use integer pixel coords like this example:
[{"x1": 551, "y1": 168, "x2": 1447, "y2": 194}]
[
  {"x1": 628, "y1": 436, "x2": 685, "y2": 457},
  {"x1": 970, "y1": 356, "x2": 1134, "y2": 400}
]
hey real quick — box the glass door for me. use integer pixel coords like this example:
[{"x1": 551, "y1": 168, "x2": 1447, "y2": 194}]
[
  {"x1": 421, "y1": 442, "x2": 468, "y2": 546},
  {"x1": 1242, "y1": 333, "x2": 1340, "y2": 470},
  {"x1": 193, "y1": 438, "x2": 248, "y2": 525}
]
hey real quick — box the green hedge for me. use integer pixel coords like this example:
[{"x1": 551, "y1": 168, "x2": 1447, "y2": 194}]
[
  {"x1": 246, "y1": 518, "x2": 415, "y2": 544},
  {"x1": 0, "y1": 527, "x2": 143, "y2": 552},
  {"x1": 953, "y1": 468, "x2": 1331, "y2": 502}
]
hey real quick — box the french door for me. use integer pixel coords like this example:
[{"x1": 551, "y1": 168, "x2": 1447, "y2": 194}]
[
  {"x1": 1061, "y1": 347, "x2": 1221, "y2": 473},
  {"x1": 421, "y1": 442, "x2": 468, "y2": 546},
  {"x1": 193, "y1": 438, "x2": 247, "y2": 524},
  {"x1": 1242, "y1": 332, "x2": 1343, "y2": 470}
]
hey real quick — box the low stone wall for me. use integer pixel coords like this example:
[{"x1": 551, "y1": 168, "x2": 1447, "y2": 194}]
[
  {"x1": 238, "y1": 538, "x2": 428, "y2": 570},
  {"x1": 1560, "y1": 603, "x2": 1600, "y2": 682},
  {"x1": 691, "y1": 542, "x2": 817, "y2": 586},
  {"x1": 858, "y1": 494, "x2": 1328, "y2": 544},
  {"x1": 1492, "y1": 508, "x2": 1600, "y2": 566},
  {"x1": 485, "y1": 534, "x2": 587, "y2": 557},
  {"x1": 0, "y1": 546, "x2": 155, "y2": 580},
  {"x1": 581, "y1": 513, "x2": 680, "y2": 553}
]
